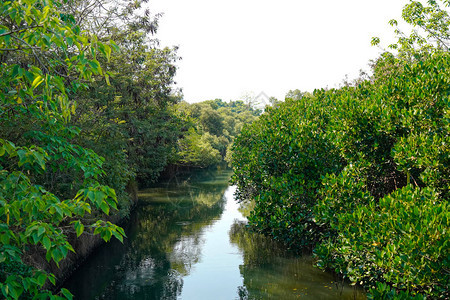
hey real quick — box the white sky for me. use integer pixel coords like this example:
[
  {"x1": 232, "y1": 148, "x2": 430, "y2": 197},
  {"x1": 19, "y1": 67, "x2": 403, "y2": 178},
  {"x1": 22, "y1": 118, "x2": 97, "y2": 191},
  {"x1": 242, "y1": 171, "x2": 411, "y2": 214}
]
[{"x1": 148, "y1": 0, "x2": 410, "y2": 103}]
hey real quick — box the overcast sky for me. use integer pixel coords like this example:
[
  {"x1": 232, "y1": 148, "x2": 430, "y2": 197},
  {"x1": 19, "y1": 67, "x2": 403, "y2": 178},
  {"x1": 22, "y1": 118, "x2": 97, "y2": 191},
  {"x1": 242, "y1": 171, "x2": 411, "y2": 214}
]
[{"x1": 148, "y1": 0, "x2": 410, "y2": 103}]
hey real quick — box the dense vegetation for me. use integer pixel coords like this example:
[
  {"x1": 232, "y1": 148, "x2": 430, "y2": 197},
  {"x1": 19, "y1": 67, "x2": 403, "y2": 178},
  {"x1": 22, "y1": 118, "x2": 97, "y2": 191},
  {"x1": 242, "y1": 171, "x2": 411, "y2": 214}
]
[
  {"x1": 231, "y1": 1, "x2": 449, "y2": 299},
  {"x1": 0, "y1": 0, "x2": 133, "y2": 298},
  {"x1": 172, "y1": 99, "x2": 259, "y2": 169},
  {"x1": 1, "y1": 0, "x2": 447, "y2": 298},
  {"x1": 0, "y1": 0, "x2": 259, "y2": 297}
]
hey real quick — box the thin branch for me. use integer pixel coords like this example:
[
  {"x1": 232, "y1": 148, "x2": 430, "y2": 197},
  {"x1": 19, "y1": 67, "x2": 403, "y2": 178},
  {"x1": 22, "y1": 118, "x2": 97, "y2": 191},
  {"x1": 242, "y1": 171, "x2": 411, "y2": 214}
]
[
  {"x1": 0, "y1": 47, "x2": 40, "y2": 51},
  {"x1": 0, "y1": 25, "x2": 43, "y2": 37},
  {"x1": 11, "y1": 34, "x2": 50, "y2": 74},
  {"x1": 76, "y1": 0, "x2": 103, "y2": 27}
]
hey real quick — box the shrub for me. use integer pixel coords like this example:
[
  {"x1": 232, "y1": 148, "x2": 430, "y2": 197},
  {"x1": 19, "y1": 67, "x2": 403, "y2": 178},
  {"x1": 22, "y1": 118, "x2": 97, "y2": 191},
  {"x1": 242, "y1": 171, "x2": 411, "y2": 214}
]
[
  {"x1": 315, "y1": 186, "x2": 448, "y2": 298},
  {"x1": 231, "y1": 95, "x2": 343, "y2": 247}
]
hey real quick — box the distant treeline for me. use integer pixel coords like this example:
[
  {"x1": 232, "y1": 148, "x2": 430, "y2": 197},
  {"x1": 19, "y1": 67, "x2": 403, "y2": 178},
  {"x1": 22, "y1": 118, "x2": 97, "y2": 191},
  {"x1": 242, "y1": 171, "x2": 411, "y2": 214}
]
[{"x1": 171, "y1": 99, "x2": 259, "y2": 170}]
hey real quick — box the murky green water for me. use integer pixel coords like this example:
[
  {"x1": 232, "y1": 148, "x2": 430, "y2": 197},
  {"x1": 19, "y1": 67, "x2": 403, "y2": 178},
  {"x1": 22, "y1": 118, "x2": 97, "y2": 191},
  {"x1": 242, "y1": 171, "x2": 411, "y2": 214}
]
[{"x1": 63, "y1": 169, "x2": 365, "y2": 299}]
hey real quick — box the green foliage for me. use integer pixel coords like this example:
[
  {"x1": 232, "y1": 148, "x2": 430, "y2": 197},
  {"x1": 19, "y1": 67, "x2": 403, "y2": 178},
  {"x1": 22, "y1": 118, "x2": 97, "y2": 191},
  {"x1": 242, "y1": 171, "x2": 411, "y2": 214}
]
[
  {"x1": 368, "y1": 282, "x2": 427, "y2": 300},
  {"x1": 316, "y1": 186, "x2": 448, "y2": 298},
  {"x1": 199, "y1": 106, "x2": 225, "y2": 136},
  {"x1": 231, "y1": 95, "x2": 343, "y2": 247},
  {"x1": 315, "y1": 163, "x2": 374, "y2": 232},
  {"x1": 68, "y1": 1, "x2": 182, "y2": 188},
  {"x1": 373, "y1": 0, "x2": 449, "y2": 59},
  {"x1": 231, "y1": 6, "x2": 449, "y2": 297},
  {"x1": 284, "y1": 89, "x2": 309, "y2": 101},
  {"x1": 314, "y1": 51, "x2": 449, "y2": 299},
  {"x1": 0, "y1": 0, "x2": 126, "y2": 298},
  {"x1": 172, "y1": 99, "x2": 258, "y2": 169},
  {"x1": 177, "y1": 128, "x2": 222, "y2": 167}
]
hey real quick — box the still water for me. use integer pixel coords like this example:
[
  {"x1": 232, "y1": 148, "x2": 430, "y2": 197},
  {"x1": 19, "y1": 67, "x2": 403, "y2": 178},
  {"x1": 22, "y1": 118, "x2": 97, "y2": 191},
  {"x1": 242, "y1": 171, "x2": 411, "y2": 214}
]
[{"x1": 63, "y1": 169, "x2": 365, "y2": 299}]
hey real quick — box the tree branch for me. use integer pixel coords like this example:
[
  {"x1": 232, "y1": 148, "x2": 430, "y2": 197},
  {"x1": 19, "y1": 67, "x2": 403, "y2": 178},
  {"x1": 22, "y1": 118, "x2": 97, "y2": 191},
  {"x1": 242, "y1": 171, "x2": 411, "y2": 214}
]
[{"x1": 0, "y1": 25, "x2": 42, "y2": 37}]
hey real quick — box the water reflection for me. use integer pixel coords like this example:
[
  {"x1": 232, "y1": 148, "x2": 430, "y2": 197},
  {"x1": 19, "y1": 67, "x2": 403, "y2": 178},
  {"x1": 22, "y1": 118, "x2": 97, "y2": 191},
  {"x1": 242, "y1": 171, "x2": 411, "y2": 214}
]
[
  {"x1": 63, "y1": 169, "x2": 365, "y2": 300},
  {"x1": 229, "y1": 221, "x2": 366, "y2": 300},
  {"x1": 64, "y1": 170, "x2": 231, "y2": 299}
]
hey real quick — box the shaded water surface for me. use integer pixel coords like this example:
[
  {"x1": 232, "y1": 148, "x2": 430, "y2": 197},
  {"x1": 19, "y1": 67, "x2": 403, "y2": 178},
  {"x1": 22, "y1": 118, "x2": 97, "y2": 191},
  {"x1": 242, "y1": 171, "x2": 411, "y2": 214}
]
[{"x1": 63, "y1": 169, "x2": 365, "y2": 299}]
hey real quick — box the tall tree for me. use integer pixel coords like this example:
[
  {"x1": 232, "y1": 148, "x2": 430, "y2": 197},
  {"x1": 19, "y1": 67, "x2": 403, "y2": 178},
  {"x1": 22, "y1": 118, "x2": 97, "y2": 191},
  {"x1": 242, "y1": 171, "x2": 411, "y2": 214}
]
[
  {"x1": 0, "y1": 1, "x2": 125, "y2": 298},
  {"x1": 66, "y1": 0, "x2": 182, "y2": 186},
  {"x1": 372, "y1": 0, "x2": 450, "y2": 59}
]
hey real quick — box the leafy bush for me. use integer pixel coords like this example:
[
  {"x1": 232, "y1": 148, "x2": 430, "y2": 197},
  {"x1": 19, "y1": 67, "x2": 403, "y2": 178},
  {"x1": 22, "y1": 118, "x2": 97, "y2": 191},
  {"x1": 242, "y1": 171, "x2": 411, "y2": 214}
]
[
  {"x1": 315, "y1": 186, "x2": 448, "y2": 298},
  {"x1": 232, "y1": 31, "x2": 449, "y2": 300},
  {"x1": 231, "y1": 95, "x2": 344, "y2": 247}
]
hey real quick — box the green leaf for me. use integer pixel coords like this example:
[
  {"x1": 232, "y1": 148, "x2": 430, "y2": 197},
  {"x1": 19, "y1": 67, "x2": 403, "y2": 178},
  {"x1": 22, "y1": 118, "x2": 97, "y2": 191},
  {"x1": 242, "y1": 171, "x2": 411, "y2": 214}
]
[
  {"x1": 112, "y1": 231, "x2": 124, "y2": 243},
  {"x1": 37, "y1": 226, "x2": 45, "y2": 237},
  {"x1": 94, "y1": 190, "x2": 106, "y2": 206},
  {"x1": 109, "y1": 40, "x2": 120, "y2": 52},
  {"x1": 32, "y1": 233, "x2": 41, "y2": 244},
  {"x1": 17, "y1": 149, "x2": 27, "y2": 166},
  {"x1": 66, "y1": 36, "x2": 73, "y2": 46},
  {"x1": 100, "y1": 202, "x2": 109, "y2": 215},
  {"x1": 33, "y1": 151, "x2": 46, "y2": 170},
  {"x1": 87, "y1": 60, "x2": 101, "y2": 74},
  {"x1": 51, "y1": 248, "x2": 63, "y2": 263},
  {"x1": 36, "y1": 273, "x2": 47, "y2": 287},
  {"x1": 59, "y1": 245, "x2": 68, "y2": 258},
  {"x1": 73, "y1": 221, "x2": 84, "y2": 237},
  {"x1": 104, "y1": 44, "x2": 111, "y2": 62},
  {"x1": 101, "y1": 229, "x2": 112, "y2": 242},
  {"x1": 42, "y1": 236, "x2": 51, "y2": 251},
  {"x1": 31, "y1": 75, "x2": 44, "y2": 89},
  {"x1": 12, "y1": 65, "x2": 20, "y2": 78},
  {"x1": 60, "y1": 288, "x2": 73, "y2": 300},
  {"x1": 7, "y1": 284, "x2": 19, "y2": 299},
  {"x1": 116, "y1": 227, "x2": 126, "y2": 237},
  {"x1": 48, "y1": 274, "x2": 56, "y2": 285},
  {"x1": 24, "y1": 70, "x2": 34, "y2": 82}
]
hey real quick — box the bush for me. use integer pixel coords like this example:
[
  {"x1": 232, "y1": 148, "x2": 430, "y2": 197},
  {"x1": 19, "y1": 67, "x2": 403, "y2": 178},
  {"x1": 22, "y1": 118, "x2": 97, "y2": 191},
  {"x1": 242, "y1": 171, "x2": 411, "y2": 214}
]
[
  {"x1": 231, "y1": 50, "x2": 449, "y2": 298},
  {"x1": 231, "y1": 95, "x2": 343, "y2": 247},
  {"x1": 315, "y1": 186, "x2": 448, "y2": 298}
]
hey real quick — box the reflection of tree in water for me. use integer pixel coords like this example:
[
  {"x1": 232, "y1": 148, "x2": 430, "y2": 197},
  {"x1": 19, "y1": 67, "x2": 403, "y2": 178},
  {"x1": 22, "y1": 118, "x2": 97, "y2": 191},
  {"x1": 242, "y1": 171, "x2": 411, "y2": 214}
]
[
  {"x1": 230, "y1": 220, "x2": 291, "y2": 300},
  {"x1": 229, "y1": 220, "x2": 292, "y2": 267},
  {"x1": 65, "y1": 170, "x2": 231, "y2": 300},
  {"x1": 99, "y1": 171, "x2": 230, "y2": 299},
  {"x1": 229, "y1": 221, "x2": 365, "y2": 300}
]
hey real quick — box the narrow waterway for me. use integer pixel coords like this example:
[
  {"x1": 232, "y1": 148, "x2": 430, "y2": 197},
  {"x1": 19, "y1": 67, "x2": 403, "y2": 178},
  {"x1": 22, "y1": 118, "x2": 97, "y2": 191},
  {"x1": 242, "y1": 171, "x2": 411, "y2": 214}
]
[{"x1": 63, "y1": 169, "x2": 365, "y2": 299}]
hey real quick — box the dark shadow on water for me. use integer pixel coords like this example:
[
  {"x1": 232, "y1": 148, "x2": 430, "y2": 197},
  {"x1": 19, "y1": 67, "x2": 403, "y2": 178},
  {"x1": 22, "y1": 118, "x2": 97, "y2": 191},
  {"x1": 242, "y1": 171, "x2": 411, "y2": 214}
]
[{"x1": 229, "y1": 221, "x2": 366, "y2": 300}]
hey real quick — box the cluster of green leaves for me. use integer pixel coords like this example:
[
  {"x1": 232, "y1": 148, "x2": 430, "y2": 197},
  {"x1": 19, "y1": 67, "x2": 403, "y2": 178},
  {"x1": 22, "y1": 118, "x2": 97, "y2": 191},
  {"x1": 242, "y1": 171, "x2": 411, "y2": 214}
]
[
  {"x1": 73, "y1": 38, "x2": 182, "y2": 192},
  {"x1": 63, "y1": 0, "x2": 182, "y2": 193},
  {"x1": 314, "y1": 50, "x2": 449, "y2": 299},
  {"x1": 372, "y1": 0, "x2": 450, "y2": 60},
  {"x1": 231, "y1": 1, "x2": 449, "y2": 298},
  {"x1": 316, "y1": 185, "x2": 448, "y2": 299},
  {"x1": 231, "y1": 94, "x2": 343, "y2": 247},
  {"x1": 0, "y1": 0, "x2": 134, "y2": 298},
  {"x1": 172, "y1": 99, "x2": 259, "y2": 168}
]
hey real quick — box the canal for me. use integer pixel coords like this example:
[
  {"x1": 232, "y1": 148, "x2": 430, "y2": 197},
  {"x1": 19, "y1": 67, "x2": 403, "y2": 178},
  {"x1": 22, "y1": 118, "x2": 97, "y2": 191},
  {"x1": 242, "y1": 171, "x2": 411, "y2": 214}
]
[{"x1": 63, "y1": 169, "x2": 365, "y2": 299}]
